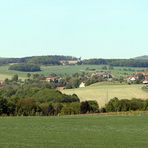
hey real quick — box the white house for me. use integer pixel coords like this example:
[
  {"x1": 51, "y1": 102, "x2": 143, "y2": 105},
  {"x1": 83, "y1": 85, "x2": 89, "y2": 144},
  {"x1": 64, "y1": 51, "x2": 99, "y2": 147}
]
[
  {"x1": 79, "y1": 82, "x2": 85, "y2": 88},
  {"x1": 127, "y1": 76, "x2": 137, "y2": 81}
]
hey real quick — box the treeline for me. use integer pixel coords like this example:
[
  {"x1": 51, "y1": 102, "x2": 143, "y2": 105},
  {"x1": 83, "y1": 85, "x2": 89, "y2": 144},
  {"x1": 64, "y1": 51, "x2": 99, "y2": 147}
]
[
  {"x1": 1, "y1": 95, "x2": 148, "y2": 116},
  {"x1": 105, "y1": 97, "x2": 148, "y2": 112},
  {"x1": 82, "y1": 59, "x2": 148, "y2": 67},
  {"x1": 0, "y1": 55, "x2": 78, "y2": 66},
  {"x1": 0, "y1": 98, "x2": 99, "y2": 116},
  {"x1": 9, "y1": 64, "x2": 41, "y2": 72},
  {"x1": 1, "y1": 55, "x2": 148, "y2": 67}
]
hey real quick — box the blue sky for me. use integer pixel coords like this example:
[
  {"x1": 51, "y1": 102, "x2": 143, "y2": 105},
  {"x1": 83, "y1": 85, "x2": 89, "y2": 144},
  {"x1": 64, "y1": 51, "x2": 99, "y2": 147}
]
[{"x1": 0, "y1": 0, "x2": 148, "y2": 59}]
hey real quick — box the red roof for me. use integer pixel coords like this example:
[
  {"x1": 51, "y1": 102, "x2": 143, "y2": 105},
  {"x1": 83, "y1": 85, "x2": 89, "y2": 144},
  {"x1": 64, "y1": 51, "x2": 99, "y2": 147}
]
[{"x1": 143, "y1": 79, "x2": 148, "y2": 83}]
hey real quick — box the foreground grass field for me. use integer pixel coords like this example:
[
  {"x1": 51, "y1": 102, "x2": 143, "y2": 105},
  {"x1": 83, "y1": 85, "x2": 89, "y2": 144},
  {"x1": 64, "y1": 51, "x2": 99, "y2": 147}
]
[
  {"x1": 0, "y1": 115, "x2": 148, "y2": 148},
  {"x1": 62, "y1": 83, "x2": 148, "y2": 106}
]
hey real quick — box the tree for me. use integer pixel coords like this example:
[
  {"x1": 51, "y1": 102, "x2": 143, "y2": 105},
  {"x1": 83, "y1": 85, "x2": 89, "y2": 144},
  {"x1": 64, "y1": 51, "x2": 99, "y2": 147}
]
[
  {"x1": 108, "y1": 65, "x2": 114, "y2": 70},
  {"x1": 53, "y1": 103, "x2": 63, "y2": 115},
  {"x1": 106, "y1": 97, "x2": 120, "y2": 112},
  {"x1": 27, "y1": 73, "x2": 31, "y2": 79},
  {"x1": 0, "y1": 97, "x2": 8, "y2": 115},
  {"x1": 80, "y1": 101, "x2": 90, "y2": 114},
  {"x1": 16, "y1": 99, "x2": 37, "y2": 116},
  {"x1": 88, "y1": 100, "x2": 99, "y2": 113},
  {"x1": 12, "y1": 74, "x2": 18, "y2": 82}
]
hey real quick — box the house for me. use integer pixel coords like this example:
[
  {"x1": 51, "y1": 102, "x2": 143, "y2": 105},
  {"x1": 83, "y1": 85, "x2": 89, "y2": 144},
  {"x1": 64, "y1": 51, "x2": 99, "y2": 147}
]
[
  {"x1": 91, "y1": 72, "x2": 112, "y2": 79},
  {"x1": 45, "y1": 76, "x2": 60, "y2": 82},
  {"x1": 127, "y1": 76, "x2": 137, "y2": 81},
  {"x1": 143, "y1": 79, "x2": 148, "y2": 84},
  {"x1": 68, "y1": 60, "x2": 78, "y2": 65},
  {"x1": 60, "y1": 60, "x2": 79, "y2": 65},
  {"x1": 79, "y1": 82, "x2": 85, "y2": 88}
]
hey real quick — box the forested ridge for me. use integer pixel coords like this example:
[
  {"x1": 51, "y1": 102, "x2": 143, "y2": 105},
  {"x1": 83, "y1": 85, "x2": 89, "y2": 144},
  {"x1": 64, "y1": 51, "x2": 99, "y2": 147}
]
[
  {"x1": 83, "y1": 58, "x2": 148, "y2": 67},
  {"x1": 0, "y1": 55, "x2": 148, "y2": 67},
  {"x1": 0, "y1": 55, "x2": 78, "y2": 65}
]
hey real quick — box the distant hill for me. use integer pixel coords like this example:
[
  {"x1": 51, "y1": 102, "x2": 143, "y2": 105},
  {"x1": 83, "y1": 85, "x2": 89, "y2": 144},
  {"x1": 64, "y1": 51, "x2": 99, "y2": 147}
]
[
  {"x1": 134, "y1": 55, "x2": 148, "y2": 60},
  {"x1": 0, "y1": 55, "x2": 79, "y2": 66},
  {"x1": 0, "y1": 55, "x2": 148, "y2": 67}
]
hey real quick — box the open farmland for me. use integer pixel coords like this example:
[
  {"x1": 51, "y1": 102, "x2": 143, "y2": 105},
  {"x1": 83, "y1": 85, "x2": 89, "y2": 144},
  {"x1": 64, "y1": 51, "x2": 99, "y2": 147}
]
[
  {"x1": 0, "y1": 64, "x2": 147, "y2": 80},
  {"x1": 62, "y1": 83, "x2": 148, "y2": 107},
  {"x1": 0, "y1": 115, "x2": 148, "y2": 148}
]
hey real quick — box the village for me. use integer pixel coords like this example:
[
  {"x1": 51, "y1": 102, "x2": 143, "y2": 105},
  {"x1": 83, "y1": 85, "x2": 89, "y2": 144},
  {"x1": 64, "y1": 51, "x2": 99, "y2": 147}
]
[
  {"x1": 127, "y1": 72, "x2": 148, "y2": 84},
  {"x1": 0, "y1": 69, "x2": 148, "y2": 90}
]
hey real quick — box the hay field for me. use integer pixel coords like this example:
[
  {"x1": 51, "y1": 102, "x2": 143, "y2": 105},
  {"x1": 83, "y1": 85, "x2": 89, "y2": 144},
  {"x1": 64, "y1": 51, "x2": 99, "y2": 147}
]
[{"x1": 62, "y1": 83, "x2": 148, "y2": 107}]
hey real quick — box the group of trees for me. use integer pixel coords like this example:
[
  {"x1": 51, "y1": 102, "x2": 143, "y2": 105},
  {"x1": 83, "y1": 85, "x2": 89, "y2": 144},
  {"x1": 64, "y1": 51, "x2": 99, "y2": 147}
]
[
  {"x1": 0, "y1": 75, "x2": 99, "y2": 116},
  {"x1": 0, "y1": 97, "x2": 99, "y2": 116},
  {"x1": 0, "y1": 55, "x2": 78, "y2": 66},
  {"x1": 0, "y1": 75, "x2": 83, "y2": 116},
  {"x1": 1, "y1": 94, "x2": 148, "y2": 116},
  {"x1": 0, "y1": 74, "x2": 101, "y2": 116},
  {"x1": 105, "y1": 97, "x2": 148, "y2": 112},
  {"x1": 9, "y1": 64, "x2": 41, "y2": 72}
]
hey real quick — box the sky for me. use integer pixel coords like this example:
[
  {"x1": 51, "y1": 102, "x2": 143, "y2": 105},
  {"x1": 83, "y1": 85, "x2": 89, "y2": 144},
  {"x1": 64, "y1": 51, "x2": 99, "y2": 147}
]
[{"x1": 0, "y1": 0, "x2": 148, "y2": 59}]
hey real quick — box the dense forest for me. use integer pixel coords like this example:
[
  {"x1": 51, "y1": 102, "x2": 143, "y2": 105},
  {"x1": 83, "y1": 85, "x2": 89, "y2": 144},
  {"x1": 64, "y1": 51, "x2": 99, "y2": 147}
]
[{"x1": 83, "y1": 58, "x2": 148, "y2": 67}]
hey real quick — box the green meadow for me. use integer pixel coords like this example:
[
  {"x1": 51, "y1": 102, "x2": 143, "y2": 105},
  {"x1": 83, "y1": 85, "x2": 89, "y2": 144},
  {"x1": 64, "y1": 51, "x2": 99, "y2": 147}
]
[
  {"x1": 0, "y1": 115, "x2": 148, "y2": 148},
  {"x1": 0, "y1": 64, "x2": 147, "y2": 80}
]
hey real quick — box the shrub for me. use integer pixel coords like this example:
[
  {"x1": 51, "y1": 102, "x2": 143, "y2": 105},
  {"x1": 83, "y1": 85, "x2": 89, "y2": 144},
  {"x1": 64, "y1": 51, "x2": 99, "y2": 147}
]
[
  {"x1": 106, "y1": 97, "x2": 120, "y2": 112},
  {"x1": 88, "y1": 100, "x2": 99, "y2": 113},
  {"x1": 80, "y1": 101, "x2": 90, "y2": 114}
]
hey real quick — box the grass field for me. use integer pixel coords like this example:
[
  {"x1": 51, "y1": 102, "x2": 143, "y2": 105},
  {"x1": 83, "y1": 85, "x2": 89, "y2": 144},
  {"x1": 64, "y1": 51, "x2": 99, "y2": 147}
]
[
  {"x1": 0, "y1": 115, "x2": 148, "y2": 148},
  {"x1": 62, "y1": 83, "x2": 148, "y2": 107},
  {"x1": 0, "y1": 64, "x2": 147, "y2": 80}
]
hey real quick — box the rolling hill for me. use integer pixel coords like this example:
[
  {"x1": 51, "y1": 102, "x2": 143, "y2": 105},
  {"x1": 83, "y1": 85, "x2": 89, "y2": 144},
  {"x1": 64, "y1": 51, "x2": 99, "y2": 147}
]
[
  {"x1": 134, "y1": 55, "x2": 148, "y2": 60},
  {"x1": 62, "y1": 83, "x2": 148, "y2": 107}
]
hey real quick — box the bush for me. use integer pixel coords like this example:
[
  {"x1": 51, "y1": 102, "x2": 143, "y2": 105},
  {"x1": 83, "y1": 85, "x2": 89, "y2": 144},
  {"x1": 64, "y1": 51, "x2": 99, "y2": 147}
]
[
  {"x1": 88, "y1": 101, "x2": 99, "y2": 113},
  {"x1": 61, "y1": 102, "x2": 80, "y2": 115},
  {"x1": 130, "y1": 99, "x2": 144, "y2": 111},
  {"x1": 16, "y1": 99, "x2": 37, "y2": 116},
  {"x1": 39, "y1": 102, "x2": 54, "y2": 116},
  {"x1": 80, "y1": 101, "x2": 90, "y2": 114},
  {"x1": 106, "y1": 97, "x2": 120, "y2": 112}
]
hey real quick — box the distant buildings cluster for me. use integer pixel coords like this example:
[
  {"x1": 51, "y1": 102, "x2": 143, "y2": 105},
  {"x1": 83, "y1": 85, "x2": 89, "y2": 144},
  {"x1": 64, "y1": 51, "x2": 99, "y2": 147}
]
[{"x1": 127, "y1": 72, "x2": 148, "y2": 84}]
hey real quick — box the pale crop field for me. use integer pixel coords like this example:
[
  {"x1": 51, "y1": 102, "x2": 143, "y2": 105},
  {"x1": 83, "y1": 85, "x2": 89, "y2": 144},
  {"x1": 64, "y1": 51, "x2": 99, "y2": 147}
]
[{"x1": 62, "y1": 83, "x2": 148, "y2": 107}]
